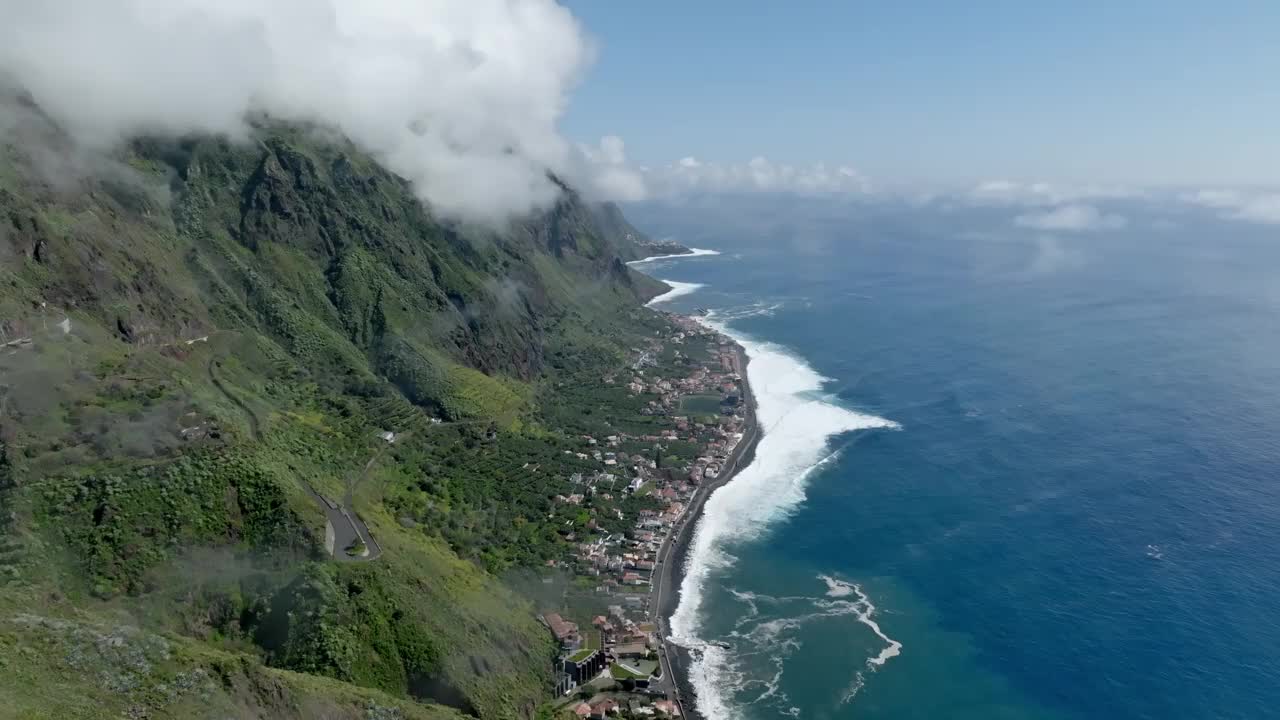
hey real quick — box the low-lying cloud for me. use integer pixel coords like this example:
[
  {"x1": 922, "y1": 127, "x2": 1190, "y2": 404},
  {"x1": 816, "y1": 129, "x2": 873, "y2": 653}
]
[
  {"x1": 577, "y1": 135, "x2": 646, "y2": 203},
  {"x1": 0, "y1": 0, "x2": 638, "y2": 222},
  {"x1": 645, "y1": 156, "x2": 871, "y2": 195},
  {"x1": 1183, "y1": 189, "x2": 1280, "y2": 225},
  {"x1": 968, "y1": 180, "x2": 1145, "y2": 207},
  {"x1": 1014, "y1": 204, "x2": 1127, "y2": 231}
]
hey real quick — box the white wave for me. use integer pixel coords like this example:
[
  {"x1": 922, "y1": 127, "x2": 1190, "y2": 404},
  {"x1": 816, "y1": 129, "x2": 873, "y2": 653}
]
[
  {"x1": 728, "y1": 588, "x2": 763, "y2": 628},
  {"x1": 645, "y1": 280, "x2": 706, "y2": 307},
  {"x1": 716, "y1": 298, "x2": 783, "y2": 317},
  {"x1": 848, "y1": 582, "x2": 902, "y2": 668},
  {"x1": 626, "y1": 247, "x2": 722, "y2": 265},
  {"x1": 718, "y1": 301, "x2": 784, "y2": 320},
  {"x1": 742, "y1": 617, "x2": 805, "y2": 645},
  {"x1": 745, "y1": 656, "x2": 790, "y2": 708},
  {"x1": 808, "y1": 584, "x2": 903, "y2": 670},
  {"x1": 820, "y1": 574, "x2": 857, "y2": 598},
  {"x1": 840, "y1": 671, "x2": 866, "y2": 705},
  {"x1": 713, "y1": 577, "x2": 903, "y2": 715},
  {"x1": 669, "y1": 315, "x2": 900, "y2": 719}
]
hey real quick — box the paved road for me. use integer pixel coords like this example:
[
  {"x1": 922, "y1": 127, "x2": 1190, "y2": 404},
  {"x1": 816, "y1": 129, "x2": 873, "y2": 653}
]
[
  {"x1": 304, "y1": 481, "x2": 383, "y2": 562},
  {"x1": 648, "y1": 346, "x2": 760, "y2": 717},
  {"x1": 207, "y1": 350, "x2": 383, "y2": 562}
]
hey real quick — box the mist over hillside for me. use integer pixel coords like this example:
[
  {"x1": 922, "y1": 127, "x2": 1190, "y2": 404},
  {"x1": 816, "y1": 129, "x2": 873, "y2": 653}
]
[{"x1": 0, "y1": 3, "x2": 681, "y2": 718}]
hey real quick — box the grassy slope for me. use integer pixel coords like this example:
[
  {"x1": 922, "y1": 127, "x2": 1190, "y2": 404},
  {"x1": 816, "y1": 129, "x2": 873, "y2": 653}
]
[{"x1": 0, "y1": 108, "x2": 669, "y2": 719}]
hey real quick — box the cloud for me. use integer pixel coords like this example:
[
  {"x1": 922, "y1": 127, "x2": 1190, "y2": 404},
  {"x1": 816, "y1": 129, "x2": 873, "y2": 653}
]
[
  {"x1": 1024, "y1": 235, "x2": 1086, "y2": 275},
  {"x1": 0, "y1": 0, "x2": 599, "y2": 223},
  {"x1": 576, "y1": 135, "x2": 647, "y2": 202},
  {"x1": 969, "y1": 180, "x2": 1145, "y2": 207},
  {"x1": 645, "y1": 155, "x2": 870, "y2": 195},
  {"x1": 1182, "y1": 189, "x2": 1280, "y2": 225},
  {"x1": 1014, "y1": 204, "x2": 1127, "y2": 231}
]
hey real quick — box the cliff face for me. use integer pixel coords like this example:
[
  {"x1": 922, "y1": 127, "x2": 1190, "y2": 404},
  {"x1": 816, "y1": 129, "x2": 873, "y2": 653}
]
[
  {"x1": 3, "y1": 126, "x2": 656, "y2": 396},
  {"x1": 0, "y1": 111, "x2": 666, "y2": 719},
  {"x1": 593, "y1": 201, "x2": 692, "y2": 261}
]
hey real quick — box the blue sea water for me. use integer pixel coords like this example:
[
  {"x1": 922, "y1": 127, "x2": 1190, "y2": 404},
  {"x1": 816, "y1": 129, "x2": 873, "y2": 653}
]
[{"x1": 630, "y1": 197, "x2": 1280, "y2": 720}]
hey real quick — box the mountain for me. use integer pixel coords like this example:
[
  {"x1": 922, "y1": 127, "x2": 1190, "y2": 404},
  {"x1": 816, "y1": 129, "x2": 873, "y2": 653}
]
[
  {"x1": 0, "y1": 99, "x2": 670, "y2": 719},
  {"x1": 592, "y1": 201, "x2": 692, "y2": 261}
]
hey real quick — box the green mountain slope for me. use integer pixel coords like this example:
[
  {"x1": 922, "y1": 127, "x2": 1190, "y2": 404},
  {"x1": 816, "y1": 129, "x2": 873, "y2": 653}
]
[
  {"x1": 0, "y1": 102, "x2": 671, "y2": 719},
  {"x1": 593, "y1": 201, "x2": 691, "y2": 260}
]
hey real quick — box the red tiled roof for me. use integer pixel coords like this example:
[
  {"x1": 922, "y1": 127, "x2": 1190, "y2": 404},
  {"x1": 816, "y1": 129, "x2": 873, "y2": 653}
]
[{"x1": 543, "y1": 613, "x2": 578, "y2": 641}]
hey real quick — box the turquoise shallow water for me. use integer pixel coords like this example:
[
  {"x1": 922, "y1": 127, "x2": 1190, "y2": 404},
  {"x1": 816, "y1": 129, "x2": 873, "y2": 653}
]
[{"x1": 634, "y1": 198, "x2": 1280, "y2": 720}]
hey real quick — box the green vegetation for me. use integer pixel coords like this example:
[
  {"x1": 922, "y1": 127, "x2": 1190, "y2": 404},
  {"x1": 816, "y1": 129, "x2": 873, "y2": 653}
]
[
  {"x1": 0, "y1": 108, "x2": 677, "y2": 719},
  {"x1": 679, "y1": 393, "x2": 724, "y2": 415},
  {"x1": 591, "y1": 201, "x2": 692, "y2": 262},
  {"x1": 566, "y1": 649, "x2": 596, "y2": 664},
  {"x1": 608, "y1": 663, "x2": 649, "y2": 681}
]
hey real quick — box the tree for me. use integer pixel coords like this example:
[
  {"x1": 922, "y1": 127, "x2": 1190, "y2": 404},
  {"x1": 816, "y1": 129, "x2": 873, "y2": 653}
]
[
  {"x1": 0, "y1": 435, "x2": 14, "y2": 532},
  {"x1": 0, "y1": 436, "x2": 12, "y2": 490}
]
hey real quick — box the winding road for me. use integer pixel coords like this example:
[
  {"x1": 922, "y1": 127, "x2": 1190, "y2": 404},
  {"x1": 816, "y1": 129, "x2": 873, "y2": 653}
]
[{"x1": 206, "y1": 351, "x2": 383, "y2": 562}]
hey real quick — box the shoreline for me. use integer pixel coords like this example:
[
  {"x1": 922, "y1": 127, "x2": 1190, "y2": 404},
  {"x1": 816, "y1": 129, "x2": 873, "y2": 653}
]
[
  {"x1": 649, "y1": 335, "x2": 761, "y2": 720},
  {"x1": 627, "y1": 247, "x2": 722, "y2": 265}
]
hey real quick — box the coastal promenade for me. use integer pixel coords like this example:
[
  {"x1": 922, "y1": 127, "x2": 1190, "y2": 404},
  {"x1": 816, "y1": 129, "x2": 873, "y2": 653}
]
[{"x1": 649, "y1": 344, "x2": 761, "y2": 720}]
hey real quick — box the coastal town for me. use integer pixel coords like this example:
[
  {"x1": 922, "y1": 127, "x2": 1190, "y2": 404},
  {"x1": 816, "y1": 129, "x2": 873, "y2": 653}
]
[{"x1": 539, "y1": 312, "x2": 755, "y2": 719}]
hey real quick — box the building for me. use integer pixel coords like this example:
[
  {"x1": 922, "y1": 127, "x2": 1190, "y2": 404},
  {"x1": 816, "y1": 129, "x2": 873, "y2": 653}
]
[
  {"x1": 653, "y1": 699, "x2": 682, "y2": 716},
  {"x1": 613, "y1": 641, "x2": 648, "y2": 659},
  {"x1": 590, "y1": 698, "x2": 620, "y2": 717},
  {"x1": 554, "y1": 672, "x2": 577, "y2": 696},
  {"x1": 543, "y1": 613, "x2": 581, "y2": 648},
  {"x1": 563, "y1": 648, "x2": 607, "y2": 684}
]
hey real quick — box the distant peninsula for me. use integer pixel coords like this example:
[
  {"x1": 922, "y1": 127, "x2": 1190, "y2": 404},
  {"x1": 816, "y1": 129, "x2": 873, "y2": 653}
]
[{"x1": 594, "y1": 201, "x2": 693, "y2": 260}]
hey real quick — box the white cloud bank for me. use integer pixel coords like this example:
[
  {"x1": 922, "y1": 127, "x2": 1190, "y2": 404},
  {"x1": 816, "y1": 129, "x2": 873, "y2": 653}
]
[
  {"x1": 1182, "y1": 189, "x2": 1280, "y2": 225},
  {"x1": 968, "y1": 180, "x2": 1145, "y2": 207},
  {"x1": 577, "y1": 135, "x2": 646, "y2": 202},
  {"x1": 1014, "y1": 204, "x2": 1127, "y2": 231},
  {"x1": 644, "y1": 156, "x2": 871, "y2": 195},
  {"x1": 0, "y1": 0, "x2": 639, "y2": 222}
]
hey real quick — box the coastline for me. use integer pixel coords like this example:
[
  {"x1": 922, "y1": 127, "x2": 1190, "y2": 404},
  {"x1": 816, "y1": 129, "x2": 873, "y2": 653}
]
[
  {"x1": 649, "y1": 337, "x2": 761, "y2": 720},
  {"x1": 626, "y1": 247, "x2": 722, "y2": 265}
]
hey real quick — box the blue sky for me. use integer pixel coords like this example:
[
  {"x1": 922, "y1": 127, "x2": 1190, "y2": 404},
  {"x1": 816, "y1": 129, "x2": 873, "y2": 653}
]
[{"x1": 562, "y1": 1, "x2": 1278, "y2": 188}]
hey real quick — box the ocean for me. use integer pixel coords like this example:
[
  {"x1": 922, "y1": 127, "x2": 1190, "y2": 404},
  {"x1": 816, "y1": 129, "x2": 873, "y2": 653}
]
[{"x1": 629, "y1": 197, "x2": 1280, "y2": 720}]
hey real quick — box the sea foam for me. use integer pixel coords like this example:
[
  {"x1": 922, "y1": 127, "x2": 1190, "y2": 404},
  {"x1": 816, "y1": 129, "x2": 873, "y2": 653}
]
[
  {"x1": 645, "y1": 280, "x2": 706, "y2": 307},
  {"x1": 649, "y1": 282, "x2": 900, "y2": 718},
  {"x1": 627, "y1": 247, "x2": 722, "y2": 265},
  {"x1": 821, "y1": 575, "x2": 904, "y2": 668}
]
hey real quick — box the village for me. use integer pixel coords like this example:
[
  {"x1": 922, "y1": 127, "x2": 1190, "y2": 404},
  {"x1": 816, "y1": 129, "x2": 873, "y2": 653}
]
[{"x1": 540, "y1": 314, "x2": 750, "y2": 718}]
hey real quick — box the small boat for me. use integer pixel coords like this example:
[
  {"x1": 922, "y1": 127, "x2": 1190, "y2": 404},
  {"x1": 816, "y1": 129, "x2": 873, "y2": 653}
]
[{"x1": 714, "y1": 641, "x2": 732, "y2": 650}]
